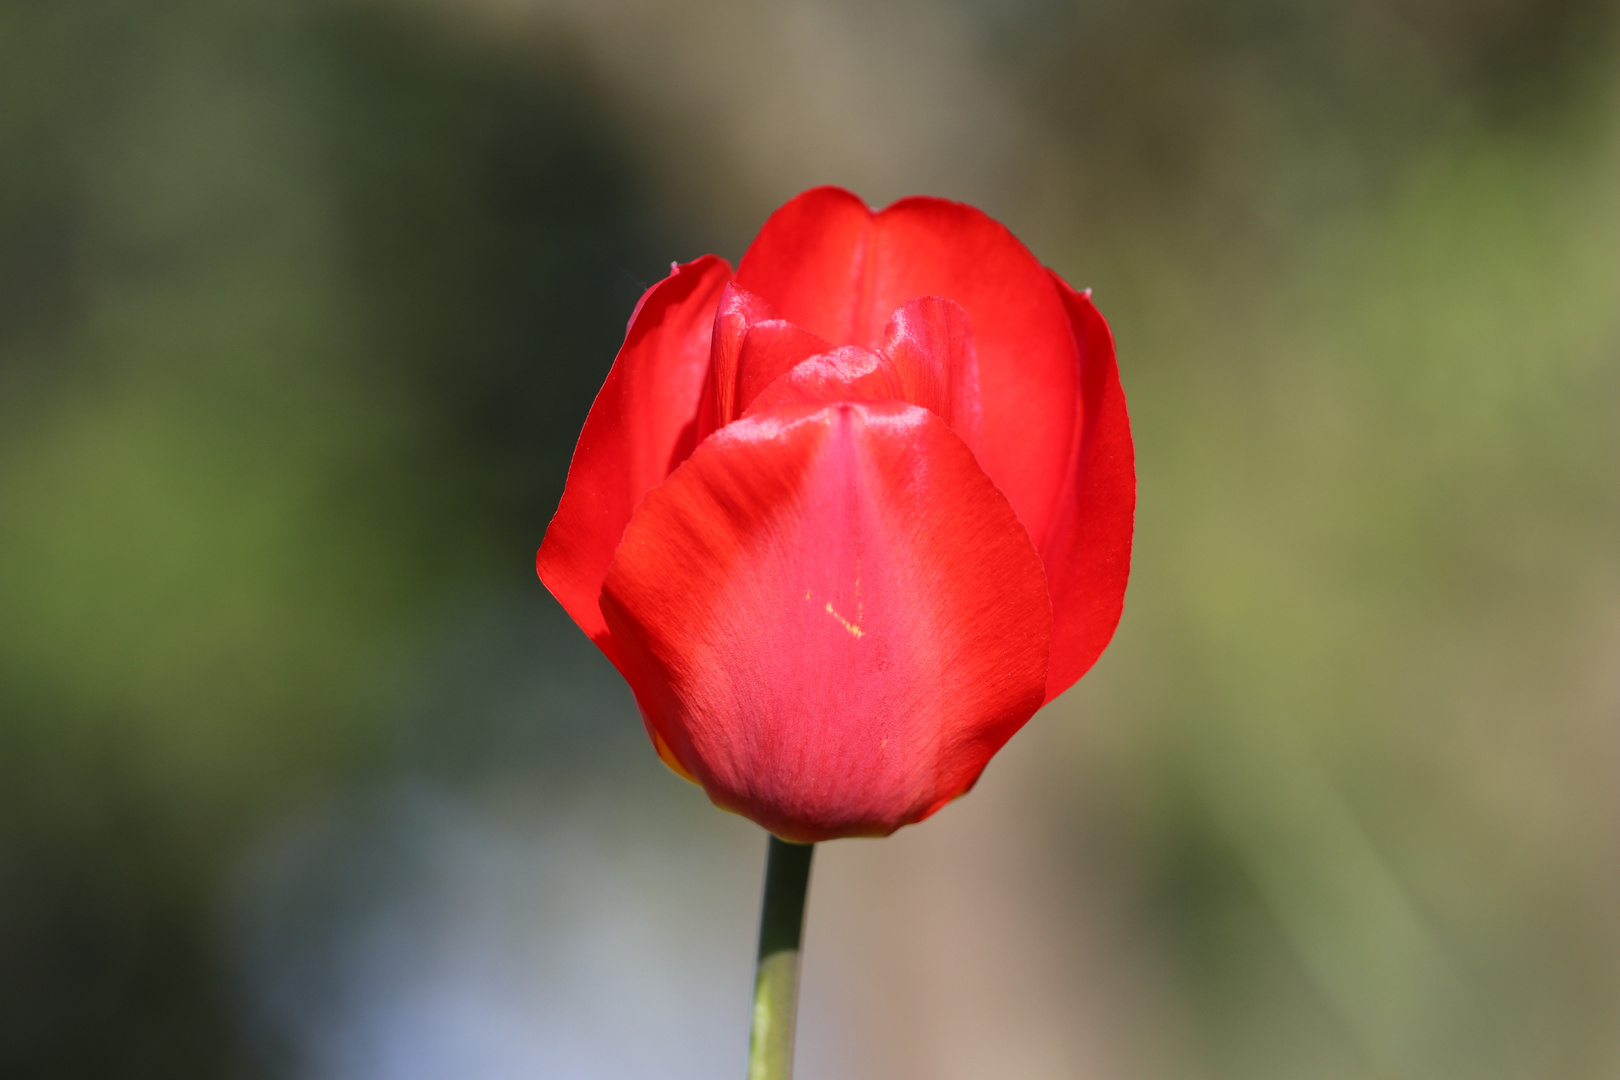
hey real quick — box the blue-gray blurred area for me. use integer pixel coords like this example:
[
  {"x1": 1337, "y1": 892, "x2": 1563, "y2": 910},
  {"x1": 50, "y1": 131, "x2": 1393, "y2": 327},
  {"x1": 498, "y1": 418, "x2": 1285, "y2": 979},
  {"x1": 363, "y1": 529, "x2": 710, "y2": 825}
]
[{"x1": 2, "y1": 1, "x2": 1619, "y2": 1078}]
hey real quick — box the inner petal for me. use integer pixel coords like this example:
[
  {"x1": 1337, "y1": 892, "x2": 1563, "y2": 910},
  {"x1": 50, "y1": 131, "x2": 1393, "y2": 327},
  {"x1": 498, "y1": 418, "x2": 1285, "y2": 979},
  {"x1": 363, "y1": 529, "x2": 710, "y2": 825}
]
[
  {"x1": 878, "y1": 296, "x2": 983, "y2": 456},
  {"x1": 744, "y1": 297, "x2": 984, "y2": 453},
  {"x1": 744, "y1": 346, "x2": 902, "y2": 416},
  {"x1": 707, "y1": 282, "x2": 831, "y2": 430}
]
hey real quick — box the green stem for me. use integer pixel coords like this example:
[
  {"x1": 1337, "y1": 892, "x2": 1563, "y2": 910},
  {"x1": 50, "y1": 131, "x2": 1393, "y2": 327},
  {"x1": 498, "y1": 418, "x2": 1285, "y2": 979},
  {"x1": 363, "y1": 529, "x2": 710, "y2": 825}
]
[{"x1": 747, "y1": 835, "x2": 815, "y2": 1080}]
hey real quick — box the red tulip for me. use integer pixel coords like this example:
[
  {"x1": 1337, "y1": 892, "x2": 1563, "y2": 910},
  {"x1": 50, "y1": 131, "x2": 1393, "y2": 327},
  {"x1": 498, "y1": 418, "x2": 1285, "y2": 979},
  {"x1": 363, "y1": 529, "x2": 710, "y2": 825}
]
[{"x1": 537, "y1": 187, "x2": 1134, "y2": 843}]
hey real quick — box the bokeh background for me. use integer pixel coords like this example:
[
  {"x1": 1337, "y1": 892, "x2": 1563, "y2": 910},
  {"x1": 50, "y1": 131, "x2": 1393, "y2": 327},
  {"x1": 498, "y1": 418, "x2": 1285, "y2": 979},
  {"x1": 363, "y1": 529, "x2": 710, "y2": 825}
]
[{"x1": 3, "y1": 0, "x2": 1619, "y2": 1077}]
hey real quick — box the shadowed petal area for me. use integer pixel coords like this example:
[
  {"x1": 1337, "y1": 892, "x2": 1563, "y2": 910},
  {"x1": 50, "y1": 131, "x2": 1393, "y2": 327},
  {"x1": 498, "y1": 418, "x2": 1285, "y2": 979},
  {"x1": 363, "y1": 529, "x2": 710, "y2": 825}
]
[
  {"x1": 1040, "y1": 273, "x2": 1135, "y2": 703},
  {"x1": 734, "y1": 187, "x2": 1077, "y2": 542},
  {"x1": 599, "y1": 402, "x2": 1052, "y2": 842},
  {"x1": 537, "y1": 255, "x2": 732, "y2": 654}
]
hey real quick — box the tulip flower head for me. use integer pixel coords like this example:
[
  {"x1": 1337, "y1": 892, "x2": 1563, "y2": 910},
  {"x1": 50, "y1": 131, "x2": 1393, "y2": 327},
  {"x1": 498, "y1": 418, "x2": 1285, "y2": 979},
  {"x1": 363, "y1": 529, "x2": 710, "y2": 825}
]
[{"x1": 538, "y1": 187, "x2": 1134, "y2": 843}]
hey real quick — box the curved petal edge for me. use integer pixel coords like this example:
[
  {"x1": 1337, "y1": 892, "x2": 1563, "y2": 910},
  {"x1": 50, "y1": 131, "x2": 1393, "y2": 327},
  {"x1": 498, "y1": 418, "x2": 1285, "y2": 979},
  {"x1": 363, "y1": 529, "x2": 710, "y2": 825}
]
[
  {"x1": 1040, "y1": 274, "x2": 1136, "y2": 703},
  {"x1": 536, "y1": 254, "x2": 732, "y2": 657}
]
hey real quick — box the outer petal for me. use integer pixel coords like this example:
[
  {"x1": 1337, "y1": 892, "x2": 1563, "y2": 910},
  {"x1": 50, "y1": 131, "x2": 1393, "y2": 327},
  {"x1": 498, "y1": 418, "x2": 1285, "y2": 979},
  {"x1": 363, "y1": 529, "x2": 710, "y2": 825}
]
[
  {"x1": 599, "y1": 402, "x2": 1052, "y2": 842},
  {"x1": 734, "y1": 187, "x2": 1078, "y2": 543},
  {"x1": 536, "y1": 255, "x2": 732, "y2": 653},
  {"x1": 1040, "y1": 273, "x2": 1135, "y2": 703}
]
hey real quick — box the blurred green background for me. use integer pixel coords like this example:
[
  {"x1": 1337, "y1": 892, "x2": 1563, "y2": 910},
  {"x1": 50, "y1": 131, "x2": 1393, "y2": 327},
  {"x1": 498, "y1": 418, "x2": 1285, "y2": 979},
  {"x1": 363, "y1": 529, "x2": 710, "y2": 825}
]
[{"x1": 2, "y1": 1, "x2": 1618, "y2": 1078}]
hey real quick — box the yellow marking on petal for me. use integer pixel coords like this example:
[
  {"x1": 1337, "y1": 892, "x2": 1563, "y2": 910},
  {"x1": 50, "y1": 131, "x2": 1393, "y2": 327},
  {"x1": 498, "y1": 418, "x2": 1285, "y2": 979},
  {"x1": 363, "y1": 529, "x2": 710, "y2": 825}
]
[
  {"x1": 654, "y1": 729, "x2": 699, "y2": 784},
  {"x1": 824, "y1": 602, "x2": 864, "y2": 638}
]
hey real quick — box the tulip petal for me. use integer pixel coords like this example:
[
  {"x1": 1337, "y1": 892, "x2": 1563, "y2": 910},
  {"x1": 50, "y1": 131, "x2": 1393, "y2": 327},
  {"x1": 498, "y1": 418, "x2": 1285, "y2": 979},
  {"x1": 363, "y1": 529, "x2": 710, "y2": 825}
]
[
  {"x1": 735, "y1": 186, "x2": 1078, "y2": 543},
  {"x1": 600, "y1": 402, "x2": 1052, "y2": 842},
  {"x1": 1039, "y1": 273, "x2": 1135, "y2": 703},
  {"x1": 537, "y1": 254, "x2": 732, "y2": 654},
  {"x1": 703, "y1": 282, "x2": 833, "y2": 433},
  {"x1": 742, "y1": 300, "x2": 985, "y2": 453},
  {"x1": 742, "y1": 347, "x2": 902, "y2": 416},
  {"x1": 729, "y1": 320, "x2": 836, "y2": 419},
  {"x1": 878, "y1": 296, "x2": 983, "y2": 454}
]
